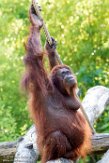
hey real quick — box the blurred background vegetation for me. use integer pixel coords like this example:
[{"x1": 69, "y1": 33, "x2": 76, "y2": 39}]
[{"x1": 0, "y1": 0, "x2": 109, "y2": 161}]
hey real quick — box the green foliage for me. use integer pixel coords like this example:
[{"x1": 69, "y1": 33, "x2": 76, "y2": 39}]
[
  {"x1": 0, "y1": 0, "x2": 32, "y2": 141},
  {"x1": 40, "y1": 0, "x2": 109, "y2": 95},
  {"x1": 0, "y1": 0, "x2": 109, "y2": 152},
  {"x1": 96, "y1": 106, "x2": 109, "y2": 133}
]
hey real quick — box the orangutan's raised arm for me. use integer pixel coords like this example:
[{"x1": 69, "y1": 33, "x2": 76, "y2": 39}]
[
  {"x1": 22, "y1": 6, "x2": 50, "y2": 100},
  {"x1": 45, "y1": 37, "x2": 59, "y2": 69}
]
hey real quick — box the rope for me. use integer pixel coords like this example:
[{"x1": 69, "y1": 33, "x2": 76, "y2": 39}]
[{"x1": 32, "y1": 0, "x2": 63, "y2": 64}]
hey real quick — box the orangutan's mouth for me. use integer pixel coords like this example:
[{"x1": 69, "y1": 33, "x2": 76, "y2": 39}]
[{"x1": 64, "y1": 76, "x2": 77, "y2": 87}]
